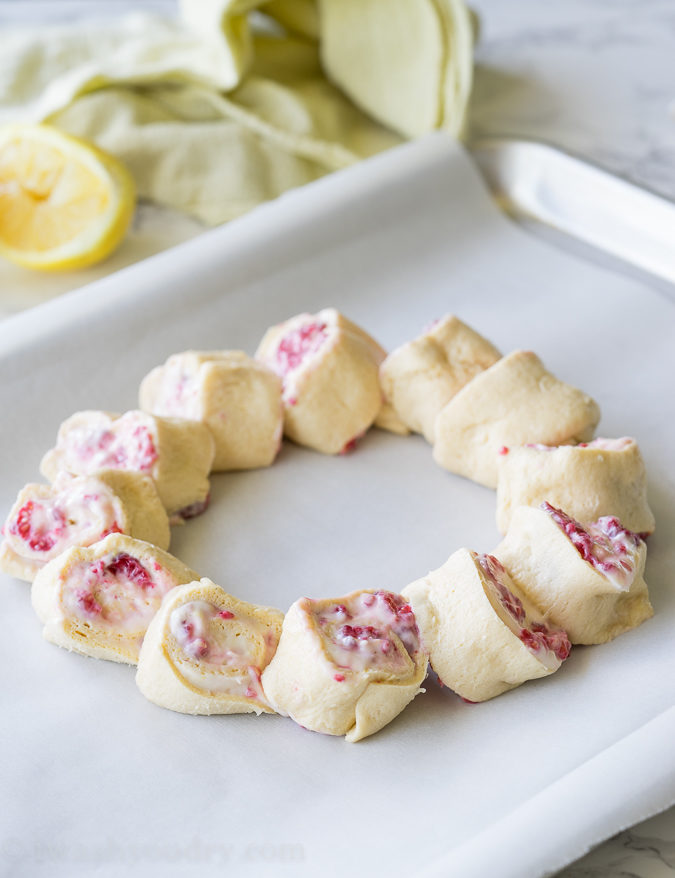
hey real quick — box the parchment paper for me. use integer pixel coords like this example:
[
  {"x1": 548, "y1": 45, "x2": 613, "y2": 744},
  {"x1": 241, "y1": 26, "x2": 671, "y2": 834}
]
[{"x1": 1, "y1": 134, "x2": 673, "y2": 878}]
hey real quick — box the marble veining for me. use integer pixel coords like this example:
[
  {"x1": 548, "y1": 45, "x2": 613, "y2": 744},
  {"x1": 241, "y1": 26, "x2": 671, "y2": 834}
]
[
  {"x1": 469, "y1": 0, "x2": 675, "y2": 202},
  {"x1": 557, "y1": 811, "x2": 675, "y2": 876}
]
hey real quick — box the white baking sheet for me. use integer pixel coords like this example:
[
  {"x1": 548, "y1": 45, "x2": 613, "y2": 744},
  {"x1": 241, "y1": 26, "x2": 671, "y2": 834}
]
[{"x1": 1, "y1": 134, "x2": 674, "y2": 878}]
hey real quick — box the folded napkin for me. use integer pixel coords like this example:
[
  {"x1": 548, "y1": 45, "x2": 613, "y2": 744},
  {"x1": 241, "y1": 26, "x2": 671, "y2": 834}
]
[
  {"x1": 0, "y1": 0, "x2": 474, "y2": 225},
  {"x1": 50, "y1": 35, "x2": 401, "y2": 224},
  {"x1": 0, "y1": 6, "x2": 251, "y2": 123},
  {"x1": 264, "y1": 0, "x2": 320, "y2": 40},
  {"x1": 319, "y1": 0, "x2": 475, "y2": 138}
]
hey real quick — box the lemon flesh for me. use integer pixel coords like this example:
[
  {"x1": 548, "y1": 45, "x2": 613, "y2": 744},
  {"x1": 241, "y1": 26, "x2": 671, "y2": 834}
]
[{"x1": 0, "y1": 124, "x2": 135, "y2": 271}]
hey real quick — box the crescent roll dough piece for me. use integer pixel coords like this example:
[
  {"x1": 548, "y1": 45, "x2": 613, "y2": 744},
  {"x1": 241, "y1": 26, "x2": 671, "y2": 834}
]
[
  {"x1": 139, "y1": 351, "x2": 283, "y2": 472},
  {"x1": 255, "y1": 308, "x2": 386, "y2": 455},
  {"x1": 0, "y1": 471, "x2": 170, "y2": 583},
  {"x1": 496, "y1": 437, "x2": 655, "y2": 535},
  {"x1": 261, "y1": 589, "x2": 427, "y2": 742},
  {"x1": 380, "y1": 315, "x2": 501, "y2": 443},
  {"x1": 136, "y1": 578, "x2": 284, "y2": 715},
  {"x1": 402, "y1": 549, "x2": 570, "y2": 702},
  {"x1": 433, "y1": 351, "x2": 601, "y2": 488},
  {"x1": 40, "y1": 409, "x2": 215, "y2": 519},
  {"x1": 374, "y1": 400, "x2": 411, "y2": 436},
  {"x1": 31, "y1": 534, "x2": 199, "y2": 664},
  {"x1": 495, "y1": 504, "x2": 652, "y2": 644}
]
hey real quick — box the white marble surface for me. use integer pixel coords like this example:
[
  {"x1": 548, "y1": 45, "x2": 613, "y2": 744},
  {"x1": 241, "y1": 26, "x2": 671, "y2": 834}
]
[
  {"x1": 556, "y1": 809, "x2": 675, "y2": 878},
  {"x1": 469, "y1": 0, "x2": 675, "y2": 200},
  {"x1": 1, "y1": 2, "x2": 674, "y2": 875}
]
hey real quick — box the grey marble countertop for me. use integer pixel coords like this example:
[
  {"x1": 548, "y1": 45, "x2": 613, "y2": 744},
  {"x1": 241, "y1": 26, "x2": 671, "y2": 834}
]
[
  {"x1": 1, "y1": 2, "x2": 674, "y2": 875},
  {"x1": 469, "y1": 0, "x2": 675, "y2": 201}
]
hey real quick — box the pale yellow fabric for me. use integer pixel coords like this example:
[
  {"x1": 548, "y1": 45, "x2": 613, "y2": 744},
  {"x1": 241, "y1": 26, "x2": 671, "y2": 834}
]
[
  {"x1": 263, "y1": 0, "x2": 320, "y2": 40},
  {"x1": 0, "y1": 9, "x2": 252, "y2": 123},
  {"x1": 0, "y1": 0, "x2": 473, "y2": 226},
  {"x1": 49, "y1": 36, "x2": 400, "y2": 224},
  {"x1": 319, "y1": 0, "x2": 474, "y2": 138}
]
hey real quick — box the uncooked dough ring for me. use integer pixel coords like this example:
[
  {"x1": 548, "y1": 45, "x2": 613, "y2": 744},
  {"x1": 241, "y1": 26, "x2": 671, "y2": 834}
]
[{"x1": 0, "y1": 308, "x2": 656, "y2": 741}]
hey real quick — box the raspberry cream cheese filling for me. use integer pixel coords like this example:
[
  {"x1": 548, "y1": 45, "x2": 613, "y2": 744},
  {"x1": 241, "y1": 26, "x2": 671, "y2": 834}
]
[
  {"x1": 402, "y1": 548, "x2": 570, "y2": 702},
  {"x1": 136, "y1": 578, "x2": 284, "y2": 715},
  {"x1": 261, "y1": 589, "x2": 427, "y2": 741},
  {"x1": 316, "y1": 590, "x2": 421, "y2": 673},
  {"x1": 139, "y1": 351, "x2": 284, "y2": 472},
  {"x1": 477, "y1": 553, "x2": 571, "y2": 671},
  {"x1": 579, "y1": 437, "x2": 634, "y2": 450},
  {"x1": 31, "y1": 534, "x2": 199, "y2": 664},
  {"x1": 496, "y1": 437, "x2": 654, "y2": 535},
  {"x1": 495, "y1": 504, "x2": 652, "y2": 644},
  {"x1": 140, "y1": 355, "x2": 202, "y2": 421},
  {"x1": 432, "y1": 350, "x2": 601, "y2": 488},
  {"x1": 40, "y1": 409, "x2": 215, "y2": 519},
  {"x1": 543, "y1": 503, "x2": 642, "y2": 591},
  {"x1": 274, "y1": 320, "x2": 330, "y2": 394},
  {"x1": 0, "y1": 471, "x2": 170, "y2": 582},
  {"x1": 48, "y1": 411, "x2": 158, "y2": 472},
  {"x1": 379, "y1": 314, "x2": 501, "y2": 443},
  {"x1": 255, "y1": 309, "x2": 386, "y2": 455}
]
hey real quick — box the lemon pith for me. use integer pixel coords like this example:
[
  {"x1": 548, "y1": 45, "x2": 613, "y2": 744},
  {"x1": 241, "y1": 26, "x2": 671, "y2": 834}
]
[{"x1": 0, "y1": 124, "x2": 136, "y2": 272}]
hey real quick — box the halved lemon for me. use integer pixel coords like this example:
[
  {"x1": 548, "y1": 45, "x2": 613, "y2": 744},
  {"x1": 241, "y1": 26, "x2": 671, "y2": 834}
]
[{"x1": 0, "y1": 124, "x2": 136, "y2": 271}]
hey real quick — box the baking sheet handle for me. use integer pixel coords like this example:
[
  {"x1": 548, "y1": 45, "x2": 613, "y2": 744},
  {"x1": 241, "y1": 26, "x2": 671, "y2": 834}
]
[{"x1": 471, "y1": 139, "x2": 675, "y2": 287}]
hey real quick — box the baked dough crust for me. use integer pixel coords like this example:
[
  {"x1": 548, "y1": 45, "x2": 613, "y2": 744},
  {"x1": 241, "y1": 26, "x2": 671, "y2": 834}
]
[
  {"x1": 31, "y1": 534, "x2": 198, "y2": 663},
  {"x1": 496, "y1": 438, "x2": 655, "y2": 535},
  {"x1": 40, "y1": 409, "x2": 215, "y2": 517},
  {"x1": 494, "y1": 505, "x2": 653, "y2": 644},
  {"x1": 433, "y1": 351, "x2": 601, "y2": 488},
  {"x1": 255, "y1": 309, "x2": 386, "y2": 454},
  {"x1": 136, "y1": 578, "x2": 284, "y2": 715},
  {"x1": 380, "y1": 314, "x2": 500, "y2": 443},
  {"x1": 139, "y1": 351, "x2": 283, "y2": 472},
  {"x1": 402, "y1": 548, "x2": 568, "y2": 702}
]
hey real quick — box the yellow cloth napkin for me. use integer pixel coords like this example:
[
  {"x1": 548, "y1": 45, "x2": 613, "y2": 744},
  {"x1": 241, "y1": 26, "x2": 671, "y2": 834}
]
[
  {"x1": 50, "y1": 36, "x2": 401, "y2": 224},
  {"x1": 0, "y1": 8, "x2": 252, "y2": 123},
  {"x1": 0, "y1": 0, "x2": 473, "y2": 226},
  {"x1": 319, "y1": 0, "x2": 474, "y2": 138},
  {"x1": 264, "y1": 0, "x2": 320, "y2": 40},
  {"x1": 264, "y1": 0, "x2": 319, "y2": 40}
]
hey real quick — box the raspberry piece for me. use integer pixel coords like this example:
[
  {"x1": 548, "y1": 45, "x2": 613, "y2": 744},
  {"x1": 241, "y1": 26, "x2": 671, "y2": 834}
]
[
  {"x1": 176, "y1": 495, "x2": 210, "y2": 520},
  {"x1": 77, "y1": 591, "x2": 102, "y2": 616},
  {"x1": 105, "y1": 553, "x2": 153, "y2": 589},
  {"x1": 99, "y1": 521, "x2": 123, "y2": 539},
  {"x1": 340, "y1": 437, "x2": 358, "y2": 455},
  {"x1": 12, "y1": 500, "x2": 65, "y2": 553},
  {"x1": 520, "y1": 624, "x2": 571, "y2": 662}
]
